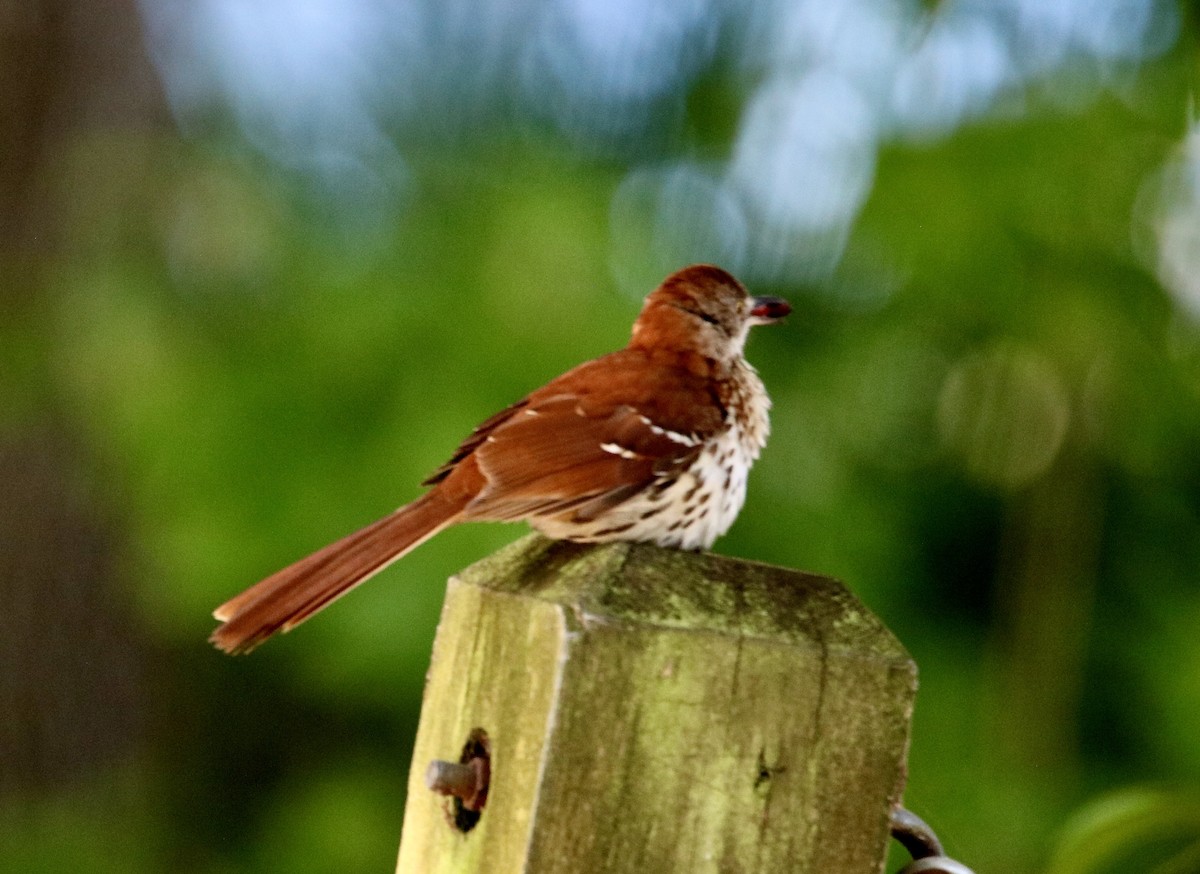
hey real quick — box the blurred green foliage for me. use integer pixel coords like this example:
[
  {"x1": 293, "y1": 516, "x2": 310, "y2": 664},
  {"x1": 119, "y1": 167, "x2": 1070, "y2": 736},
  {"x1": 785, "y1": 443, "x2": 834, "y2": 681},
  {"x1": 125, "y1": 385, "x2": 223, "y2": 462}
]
[
  {"x1": 1046, "y1": 787, "x2": 1200, "y2": 874},
  {"x1": 3, "y1": 4, "x2": 1200, "y2": 874}
]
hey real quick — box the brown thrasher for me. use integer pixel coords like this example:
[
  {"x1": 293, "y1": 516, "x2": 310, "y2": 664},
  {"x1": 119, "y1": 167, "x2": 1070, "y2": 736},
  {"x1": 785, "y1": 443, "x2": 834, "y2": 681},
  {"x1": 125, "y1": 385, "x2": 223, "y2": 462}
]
[{"x1": 210, "y1": 264, "x2": 790, "y2": 653}]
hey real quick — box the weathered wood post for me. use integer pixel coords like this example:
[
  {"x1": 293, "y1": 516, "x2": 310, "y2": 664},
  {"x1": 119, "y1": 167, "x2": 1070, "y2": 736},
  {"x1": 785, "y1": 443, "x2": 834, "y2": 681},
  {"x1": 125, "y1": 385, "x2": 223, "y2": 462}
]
[{"x1": 396, "y1": 534, "x2": 916, "y2": 873}]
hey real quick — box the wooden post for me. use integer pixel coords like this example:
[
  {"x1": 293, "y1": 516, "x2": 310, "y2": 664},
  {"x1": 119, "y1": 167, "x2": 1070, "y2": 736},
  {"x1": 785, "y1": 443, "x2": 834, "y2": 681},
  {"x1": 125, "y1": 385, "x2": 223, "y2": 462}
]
[{"x1": 396, "y1": 535, "x2": 917, "y2": 874}]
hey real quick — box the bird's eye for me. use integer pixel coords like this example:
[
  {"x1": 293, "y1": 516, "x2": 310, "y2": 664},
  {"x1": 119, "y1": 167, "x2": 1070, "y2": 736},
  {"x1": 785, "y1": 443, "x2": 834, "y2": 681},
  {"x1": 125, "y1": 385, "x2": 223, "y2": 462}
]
[{"x1": 670, "y1": 301, "x2": 725, "y2": 332}]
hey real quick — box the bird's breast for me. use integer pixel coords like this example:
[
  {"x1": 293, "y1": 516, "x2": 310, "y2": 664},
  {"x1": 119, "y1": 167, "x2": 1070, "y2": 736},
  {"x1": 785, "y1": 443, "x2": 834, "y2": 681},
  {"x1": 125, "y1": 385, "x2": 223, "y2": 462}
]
[{"x1": 532, "y1": 362, "x2": 771, "y2": 550}]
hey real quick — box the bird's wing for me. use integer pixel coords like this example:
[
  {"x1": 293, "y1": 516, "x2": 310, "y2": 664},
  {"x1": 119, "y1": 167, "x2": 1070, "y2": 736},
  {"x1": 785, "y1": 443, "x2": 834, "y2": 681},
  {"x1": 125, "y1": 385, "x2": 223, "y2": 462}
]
[
  {"x1": 421, "y1": 399, "x2": 529, "y2": 487},
  {"x1": 460, "y1": 350, "x2": 726, "y2": 522}
]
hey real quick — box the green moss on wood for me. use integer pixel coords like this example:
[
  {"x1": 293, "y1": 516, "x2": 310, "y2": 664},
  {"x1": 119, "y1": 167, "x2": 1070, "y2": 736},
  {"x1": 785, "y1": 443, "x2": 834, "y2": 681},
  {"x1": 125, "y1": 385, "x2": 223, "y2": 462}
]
[
  {"x1": 397, "y1": 536, "x2": 917, "y2": 874},
  {"x1": 460, "y1": 534, "x2": 911, "y2": 660}
]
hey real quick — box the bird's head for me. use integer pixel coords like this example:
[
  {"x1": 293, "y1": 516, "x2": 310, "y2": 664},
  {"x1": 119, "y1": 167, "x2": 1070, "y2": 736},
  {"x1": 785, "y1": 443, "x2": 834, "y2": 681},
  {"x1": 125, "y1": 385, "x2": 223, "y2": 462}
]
[{"x1": 631, "y1": 265, "x2": 790, "y2": 363}]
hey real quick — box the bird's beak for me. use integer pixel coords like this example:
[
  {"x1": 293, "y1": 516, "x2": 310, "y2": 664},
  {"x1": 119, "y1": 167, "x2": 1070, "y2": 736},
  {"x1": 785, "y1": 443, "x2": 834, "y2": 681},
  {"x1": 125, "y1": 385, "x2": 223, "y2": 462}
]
[{"x1": 749, "y1": 296, "x2": 791, "y2": 325}]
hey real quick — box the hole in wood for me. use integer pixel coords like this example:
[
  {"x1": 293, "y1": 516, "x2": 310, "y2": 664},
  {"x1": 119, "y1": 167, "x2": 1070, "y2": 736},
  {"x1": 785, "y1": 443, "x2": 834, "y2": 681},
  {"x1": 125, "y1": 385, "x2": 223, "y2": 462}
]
[{"x1": 425, "y1": 727, "x2": 490, "y2": 833}]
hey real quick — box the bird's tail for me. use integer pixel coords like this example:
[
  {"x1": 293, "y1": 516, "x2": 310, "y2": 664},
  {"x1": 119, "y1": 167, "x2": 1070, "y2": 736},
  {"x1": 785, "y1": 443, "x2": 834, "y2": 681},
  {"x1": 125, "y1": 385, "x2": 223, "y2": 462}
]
[{"x1": 210, "y1": 490, "x2": 464, "y2": 654}]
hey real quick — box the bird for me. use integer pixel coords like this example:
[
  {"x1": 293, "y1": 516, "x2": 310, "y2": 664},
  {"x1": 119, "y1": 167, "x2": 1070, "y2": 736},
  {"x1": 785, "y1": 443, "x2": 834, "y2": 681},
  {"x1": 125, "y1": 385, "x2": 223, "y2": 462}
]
[{"x1": 210, "y1": 264, "x2": 790, "y2": 653}]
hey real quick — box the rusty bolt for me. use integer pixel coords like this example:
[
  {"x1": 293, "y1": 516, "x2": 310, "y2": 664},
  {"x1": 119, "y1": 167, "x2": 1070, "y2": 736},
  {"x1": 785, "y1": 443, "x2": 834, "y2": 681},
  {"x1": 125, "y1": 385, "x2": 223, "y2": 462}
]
[{"x1": 425, "y1": 756, "x2": 489, "y2": 812}]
